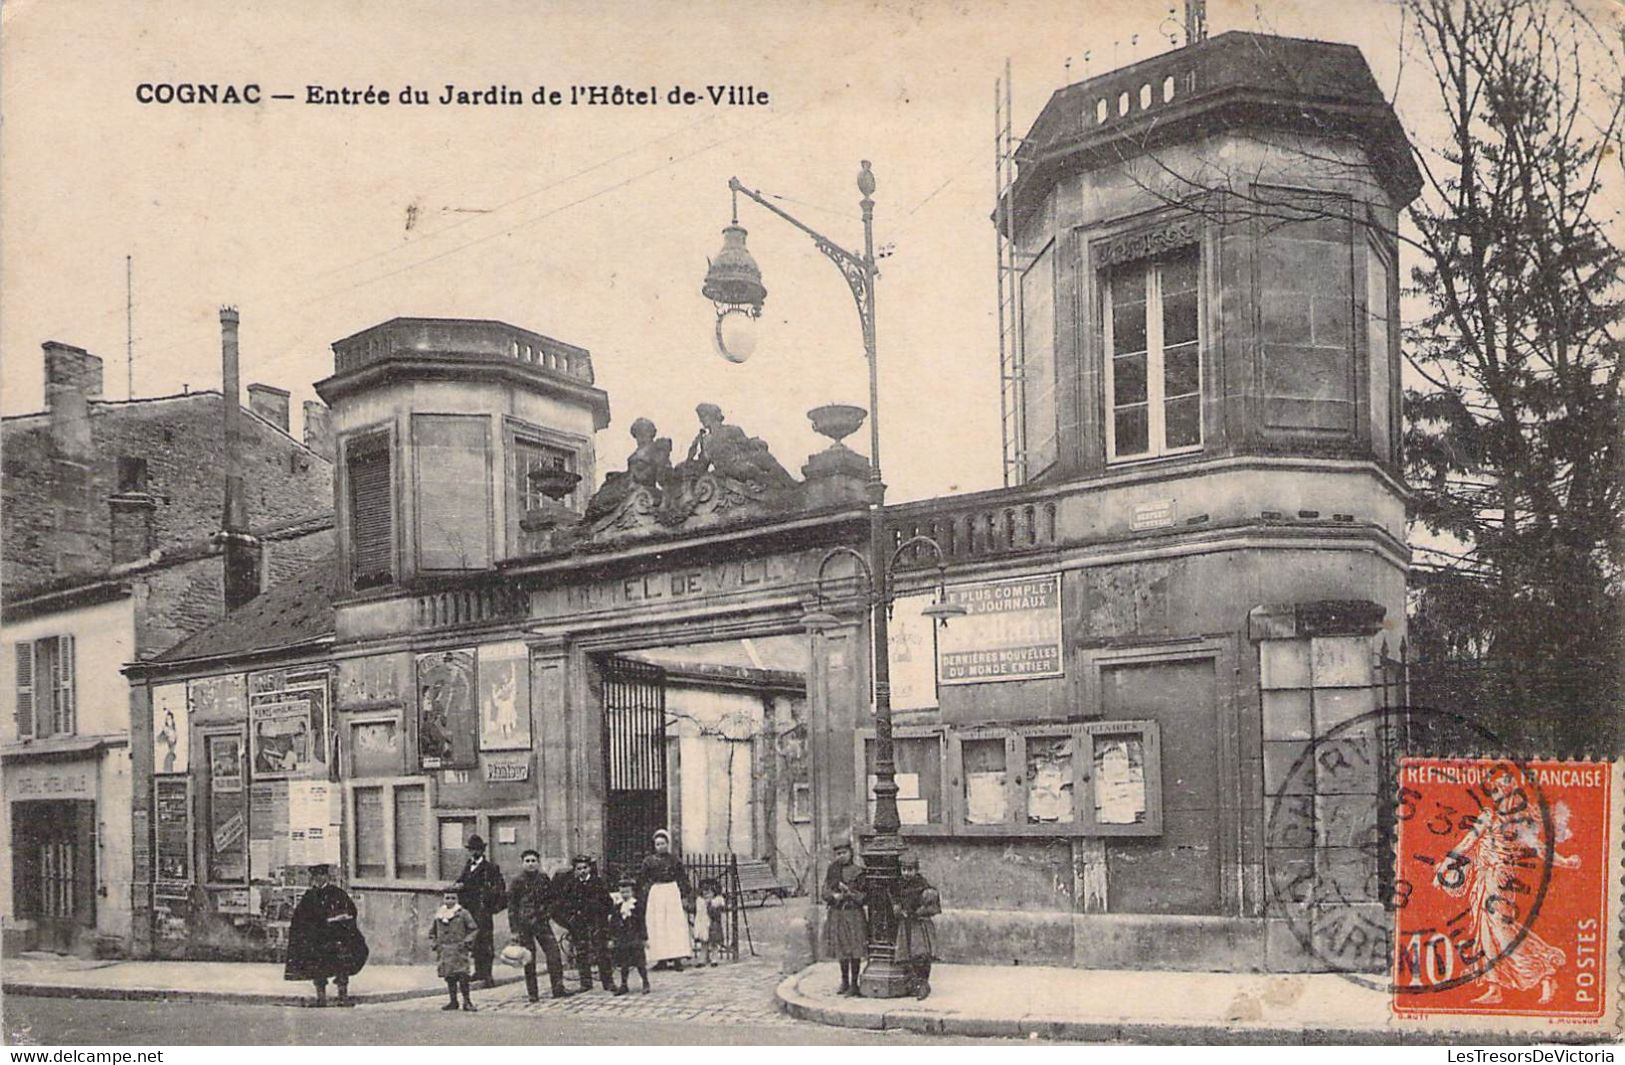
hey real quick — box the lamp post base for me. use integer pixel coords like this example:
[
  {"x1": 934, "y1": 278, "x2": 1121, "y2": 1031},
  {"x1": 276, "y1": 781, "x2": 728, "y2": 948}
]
[{"x1": 858, "y1": 956, "x2": 914, "y2": 999}]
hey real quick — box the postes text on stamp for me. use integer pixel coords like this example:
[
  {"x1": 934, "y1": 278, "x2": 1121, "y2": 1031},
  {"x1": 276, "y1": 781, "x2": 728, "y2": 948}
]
[{"x1": 1394, "y1": 758, "x2": 1614, "y2": 1022}]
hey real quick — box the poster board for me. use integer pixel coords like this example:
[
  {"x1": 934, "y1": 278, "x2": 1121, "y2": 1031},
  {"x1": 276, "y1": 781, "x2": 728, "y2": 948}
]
[{"x1": 937, "y1": 574, "x2": 1064, "y2": 685}]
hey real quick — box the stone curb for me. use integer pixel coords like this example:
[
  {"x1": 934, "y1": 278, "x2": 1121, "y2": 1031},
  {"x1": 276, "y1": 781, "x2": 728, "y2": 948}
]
[
  {"x1": 771, "y1": 969, "x2": 1599, "y2": 1046},
  {"x1": 3, "y1": 972, "x2": 523, "y2": 1008}
]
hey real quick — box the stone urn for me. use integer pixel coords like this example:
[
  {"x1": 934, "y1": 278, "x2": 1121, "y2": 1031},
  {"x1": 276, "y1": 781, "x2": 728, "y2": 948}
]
[
  {"x1": 802, "y1": 405, "x2": 870, "y2": 507},
  {"x1": 808, "y1": 404, "x2": 867, "y2": 446}
]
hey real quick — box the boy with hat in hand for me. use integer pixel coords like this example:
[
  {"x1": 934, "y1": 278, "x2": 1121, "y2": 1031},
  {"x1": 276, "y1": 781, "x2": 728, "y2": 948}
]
[
  {"x1": 507, "y1": 849, "x2": 572, "y2": 1001},
  {"x1": 452, "y1": 834, "x2": 507, "y2": 987}
]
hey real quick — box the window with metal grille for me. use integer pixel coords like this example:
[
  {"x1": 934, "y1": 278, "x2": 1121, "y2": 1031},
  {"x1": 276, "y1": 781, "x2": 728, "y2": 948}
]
[
  {"x1": 13, "y1": 636, "x2": 74, "y2": 738},
  {"x1": 345, "y1": 432, "x2": 393, "y2": 589},
  {"x1": 1104, "y1": 246, "x2": 1202, "y2": 462}
]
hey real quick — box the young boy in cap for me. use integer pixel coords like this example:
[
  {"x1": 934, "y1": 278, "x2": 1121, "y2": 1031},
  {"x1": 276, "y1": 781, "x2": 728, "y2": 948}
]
[
  {"x1": 608, "y1": 872, "x2": 651, "y2": 995},
  {"x1": 555, "y1": 854, "x2": 615, "y2": 992}
]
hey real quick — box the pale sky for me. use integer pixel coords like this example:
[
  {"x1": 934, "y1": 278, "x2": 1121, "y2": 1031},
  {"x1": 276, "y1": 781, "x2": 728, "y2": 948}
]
[{"x1": 0, "y1": 0, "x2": 1442, "y2": 503}]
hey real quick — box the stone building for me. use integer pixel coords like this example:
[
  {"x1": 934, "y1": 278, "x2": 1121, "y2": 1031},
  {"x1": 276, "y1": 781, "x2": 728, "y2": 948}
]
[
  {"x1": 123, "y1": 31, "x2": 1416, "y2": 972},
  {"x1": 1, "y1": 321, "x2": 334, "y2": 956}
]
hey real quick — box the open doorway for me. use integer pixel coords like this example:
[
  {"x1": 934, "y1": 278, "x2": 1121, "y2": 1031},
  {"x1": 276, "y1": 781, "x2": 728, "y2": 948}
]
[{"x1": 594, "y1": 634, "x2": 812, "y2": 892}]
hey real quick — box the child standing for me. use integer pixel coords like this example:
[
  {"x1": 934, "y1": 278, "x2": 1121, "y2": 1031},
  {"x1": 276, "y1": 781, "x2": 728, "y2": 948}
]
[
  {"x1": 692, "y1": 878, "x2": 727, "y2": 966},
  {"x1": 429, "y1": 886, "x2": 480, "y2": 1012},
  {"x1": 893, "y1": 856, "x2": 941, "y2": 1000},
  {"x1": 608, "y1": 873, "x2": 650, "y2": 995}
]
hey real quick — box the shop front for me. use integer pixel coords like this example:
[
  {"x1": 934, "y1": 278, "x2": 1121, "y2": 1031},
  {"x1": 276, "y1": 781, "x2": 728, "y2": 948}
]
[{"x1": 3, "y1": 752, "x2": 106, "y2": 955}]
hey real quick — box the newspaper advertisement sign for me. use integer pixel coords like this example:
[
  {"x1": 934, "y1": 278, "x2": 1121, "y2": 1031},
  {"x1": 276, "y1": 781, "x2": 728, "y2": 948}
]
[{"x1": 937, "y1": 574, "x2": 1063, "y2": 685}]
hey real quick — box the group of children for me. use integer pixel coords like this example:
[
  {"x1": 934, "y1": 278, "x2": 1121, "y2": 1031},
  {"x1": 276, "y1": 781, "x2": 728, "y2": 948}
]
[{"x1": 429, "y1": 870, "x2": 730, "y2": 1009}]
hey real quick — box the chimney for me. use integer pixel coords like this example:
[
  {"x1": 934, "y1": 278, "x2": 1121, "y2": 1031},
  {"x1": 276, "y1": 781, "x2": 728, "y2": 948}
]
[
  {"x1": 302, "y1": 400, "x2": 334, "y2": 462},
  {"x1": 43, "y1": 342, "x2": 102, "y2": 459},
  {"x1": 218, "y1": 307, "x2": 262, "y2": 610},
  {"x1": 41, "y1": 342, "x2": 101, "y2": 575},
  {"x1": 246, "y1": 383, "x2": 290, "y2": 433}
]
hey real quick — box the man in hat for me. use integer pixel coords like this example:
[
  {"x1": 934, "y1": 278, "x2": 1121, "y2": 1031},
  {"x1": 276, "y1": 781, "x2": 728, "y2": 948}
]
[
  {"x1": 452, "y1": 835, "x2": 507, "y2": 986},
  {"x1": 507, "y1": 849, "x2": 572, "y2": 1001},
  {"x1": 284, "y1": 864, "x2": 368, "y2": 1007},
  {"x1": 554, "y1": 854, "x2": 616, "y2": 992}
]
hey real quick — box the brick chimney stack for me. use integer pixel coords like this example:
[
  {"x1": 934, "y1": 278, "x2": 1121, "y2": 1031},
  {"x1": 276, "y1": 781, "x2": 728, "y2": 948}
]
[
  {"x1": 41, "y1": 342, "x2": 103, "y2": 575},
  {"x1": 217, "y1": 307, "x2": 262, "y2": 610},
  {"x1": 302, "y1": 400, "x2": 334, "y2": 462},
  {"x1": 246, "y1": 383, "x2": 290, "y2": 433}
]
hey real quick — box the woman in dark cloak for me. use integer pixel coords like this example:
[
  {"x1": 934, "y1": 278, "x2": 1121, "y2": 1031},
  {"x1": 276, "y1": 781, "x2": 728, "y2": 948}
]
[{"x1": 283, "y1": 864, "x2": 368, "y2": 1007}]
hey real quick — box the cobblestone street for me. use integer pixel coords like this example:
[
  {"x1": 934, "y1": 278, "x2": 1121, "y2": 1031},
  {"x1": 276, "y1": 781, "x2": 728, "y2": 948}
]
[{"x1": 377, "y1": 958, "x2": 802, "y2": 1028}]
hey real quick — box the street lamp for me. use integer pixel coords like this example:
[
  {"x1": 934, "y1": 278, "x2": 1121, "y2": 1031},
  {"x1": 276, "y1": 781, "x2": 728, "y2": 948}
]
[{"x1": 701, "y1": 161, "x2": 965, "y2": 998}]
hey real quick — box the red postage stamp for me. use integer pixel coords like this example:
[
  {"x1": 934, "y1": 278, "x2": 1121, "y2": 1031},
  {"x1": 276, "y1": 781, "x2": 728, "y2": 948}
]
[{"x1": 1394, "y1": 757, "x2": 1618, "y2": 1026}]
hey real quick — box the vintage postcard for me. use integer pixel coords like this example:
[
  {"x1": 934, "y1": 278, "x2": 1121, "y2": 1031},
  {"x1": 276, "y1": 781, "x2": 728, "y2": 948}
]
[{"x1": 2, "y1": 0, "x2": 1620, "y2": 1052}]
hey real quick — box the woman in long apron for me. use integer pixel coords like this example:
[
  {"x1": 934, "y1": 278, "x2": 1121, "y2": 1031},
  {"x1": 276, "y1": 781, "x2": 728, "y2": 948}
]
[{"x1": 639, "y1": 828, "x2": 694, "y2": 972}]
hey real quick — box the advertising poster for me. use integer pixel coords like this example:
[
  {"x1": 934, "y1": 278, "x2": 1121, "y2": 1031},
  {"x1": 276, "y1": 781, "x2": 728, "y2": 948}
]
[
  {"x1": 1092, "y1": 735, "x2": 1148, "y2": 826},
  {"x1": 152, "y1": 682, "x2": 189, "y2": 775},
  {"x1": 885, "y1": 593, "x2": 939, "y2": 712},
  {"x1": 248, "y1": 669, "x2": 331, "y2": 776},
  {"x1": 187, "y1": 674, "x2": 246, "y2": 724},
  {"x1": 207, "y1": 733, "x2": 248, "y2": 881},
  {"x1": 477, "y1": 641, "x2": 531, "y2": 751},
  {"x1": 250, "y1": 702, "x2": 313, "y2": 776},
  {"x1": 350, "y1": 718, "x2": 402, "y2": 777},
  {"x1": 286, "y1": 780, "x2": 341, "y2": 866},
  {"x1": 937, "y1": 574, "x2": 1063, "y2": 685},
  {"x1": 154, "y1": 777, "x2": 191, "y2": 883},
  {"x1": 417, "y1": 649, "x2": 477, "y2": 769},
  {"x1": 247, "y1": 780, "x2": 291, "y2": 880}
]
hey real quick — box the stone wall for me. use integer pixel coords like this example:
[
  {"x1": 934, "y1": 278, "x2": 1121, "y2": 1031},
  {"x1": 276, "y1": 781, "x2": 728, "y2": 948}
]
[{"x1": 3, "y1": 392, "x2": 332, "y2": 591}]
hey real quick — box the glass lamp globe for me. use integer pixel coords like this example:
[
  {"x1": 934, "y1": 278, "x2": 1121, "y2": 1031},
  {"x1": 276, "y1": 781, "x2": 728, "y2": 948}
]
[{"x1": 715, "y1": 307, "x2": 759, "y2": 364}]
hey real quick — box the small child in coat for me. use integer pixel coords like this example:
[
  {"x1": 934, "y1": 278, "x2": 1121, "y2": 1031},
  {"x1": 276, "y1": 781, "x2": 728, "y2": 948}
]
[
  {"x1": 608, "y1": 873, "x2": 650, "y2": 995},
  {"x1": 692, "y1": 877, "x2": 726, "y2": 966},
  {"x1": 894, "y1": 857, "x2": 941, "y2": 1000},
  {"x1": 429, "y1": 887, "x2": 481, "y2": 1012}
]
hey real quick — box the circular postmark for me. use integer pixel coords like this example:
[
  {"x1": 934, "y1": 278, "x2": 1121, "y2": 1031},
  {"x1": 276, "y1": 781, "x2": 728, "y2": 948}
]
[{"x1": 1264, "y1": 705, "x2": 1555, "y2": 994}]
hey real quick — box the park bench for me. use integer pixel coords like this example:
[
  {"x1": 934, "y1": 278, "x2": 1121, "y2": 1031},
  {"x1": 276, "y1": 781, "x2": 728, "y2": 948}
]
[{"x1": 733, "y1": 858, "x2": 796, "y2": 907}]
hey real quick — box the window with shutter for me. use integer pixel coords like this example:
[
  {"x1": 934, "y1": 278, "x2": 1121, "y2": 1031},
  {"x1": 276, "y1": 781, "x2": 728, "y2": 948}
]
[
  {"x1": 15, "y1": 642, "x2": 34, "y2": 740},
  {"x1": 346, "y1": 432, "x2": 394, "y2": 590},
  {"x1": 34, "y1": 639, "x2": 59, "y2": 738},
  {"x1": 54, "y1": 636, "x2": 74, "y2": 735}
]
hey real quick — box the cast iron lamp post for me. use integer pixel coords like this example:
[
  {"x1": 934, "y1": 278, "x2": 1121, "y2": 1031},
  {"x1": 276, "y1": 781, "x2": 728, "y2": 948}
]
[{"x1": 700, "y1": 161, "x2": 965, "y2": 997}]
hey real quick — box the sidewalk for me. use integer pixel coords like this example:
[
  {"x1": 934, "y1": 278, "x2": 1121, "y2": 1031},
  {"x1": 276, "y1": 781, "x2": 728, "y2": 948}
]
[
  {"x1": 774, "y1": 962, "x2": 1609, "y2": 1045},
  {"x1": 2, "y1": 953, "x2": 520, "y2": 1006}
]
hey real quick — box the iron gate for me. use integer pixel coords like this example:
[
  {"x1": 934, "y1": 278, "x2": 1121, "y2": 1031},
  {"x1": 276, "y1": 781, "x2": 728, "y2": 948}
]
[{"x1": 601, "y1": 656, "x2": 668, "y2": 878}]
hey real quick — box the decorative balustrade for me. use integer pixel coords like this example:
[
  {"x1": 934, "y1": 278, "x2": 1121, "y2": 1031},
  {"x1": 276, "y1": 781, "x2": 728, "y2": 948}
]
[
  {"x1": 886, "y1": 496, "x2": 1059, "y2": 568},
  {"x1": 415, "y1": 582, "x2": 528, "y2": 629}
]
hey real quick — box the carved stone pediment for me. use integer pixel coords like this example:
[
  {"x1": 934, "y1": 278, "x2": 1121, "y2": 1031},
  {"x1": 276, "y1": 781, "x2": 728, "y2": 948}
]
[
  {"x1": 581, "y1": 404, "x2": 806, "y2": 542},
  {"x1": 587, "y1": 472, "x2": 797, "y2": 540}
]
